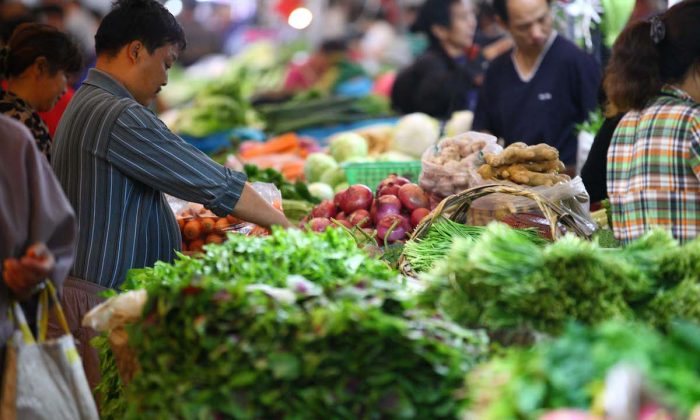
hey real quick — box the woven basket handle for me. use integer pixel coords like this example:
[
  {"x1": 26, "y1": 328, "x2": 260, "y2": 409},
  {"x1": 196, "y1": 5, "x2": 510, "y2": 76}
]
[{"x1": 415, "y1": 184, "x2": 589, "y2": 241}]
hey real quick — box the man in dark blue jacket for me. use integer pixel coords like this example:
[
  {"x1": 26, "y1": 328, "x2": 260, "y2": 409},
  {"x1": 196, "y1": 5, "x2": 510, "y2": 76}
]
[{"x1": 474, "y1": 0, "x2": 601, "y2": 169}]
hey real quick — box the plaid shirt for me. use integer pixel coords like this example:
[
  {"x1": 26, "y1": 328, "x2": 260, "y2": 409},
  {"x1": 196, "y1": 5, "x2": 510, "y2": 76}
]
[{"x1": 607, "y1": 85, "x2": 700, "y2": 243}]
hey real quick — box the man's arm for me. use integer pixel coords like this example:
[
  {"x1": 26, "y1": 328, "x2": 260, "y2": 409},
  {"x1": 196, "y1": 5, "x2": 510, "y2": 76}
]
[{"x1": 107, "y1": 107, "x2": 290, "y2": 228}]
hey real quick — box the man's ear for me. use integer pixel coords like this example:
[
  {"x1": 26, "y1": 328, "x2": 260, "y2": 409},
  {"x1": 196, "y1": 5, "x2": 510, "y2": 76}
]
[{"x1": 126, "y1": 40, "x2": 144, "y2": 63}]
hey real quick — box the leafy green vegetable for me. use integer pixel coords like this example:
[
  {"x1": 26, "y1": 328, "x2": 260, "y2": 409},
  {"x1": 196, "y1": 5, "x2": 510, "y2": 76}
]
[
  {"x1": 422, "y1": 224, "x2": 700, "y2": 335},
  {"x1": 468, "y1": 321, "x2": 700, "y2": 418},
  {"x1": 98, "y1": 228, "x2": 487, "y2": 419},
  {"x1": 244, "y1": 164, "x2": 318, "y2": 203},
  {"x1": 576, "y1": 108, "x2": 604, "y2": 135},
  {"x1": 403, "y1": 218, "x2": 546, "y2": 273}
]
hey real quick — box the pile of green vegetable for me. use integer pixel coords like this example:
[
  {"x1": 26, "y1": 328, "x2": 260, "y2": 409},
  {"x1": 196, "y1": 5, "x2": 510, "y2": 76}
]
[
  {"x1": 403, "y1": 218, "x2": 547, "y2": 273},
  {"x1": 467, "y1": 320, "x2": 700, "y2": 419},
  {"x1": 258, "y1": 95, "x2": 392, "y2": 134},
  {"x1": 98, "y1": 228, "x2": 488, "y2": 419},
  {"x1": 421, "y1": 223, "x2": 700, "y2": 335}
]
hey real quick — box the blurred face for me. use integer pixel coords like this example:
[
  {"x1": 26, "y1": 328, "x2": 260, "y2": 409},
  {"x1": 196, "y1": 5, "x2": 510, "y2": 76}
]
[
  {"x1": 37, "y1": 69, "x2": 68, "y2": 112},
  {"x1": 131, "y1": 42, "x2": 178, "y2": 106},
  {"x1": 28, "y1": 57, "x2": 68, "y2": 112},
  {"x1": 446, "y1": 1, "x2": 477, "y2": 50},
  {"x1": 505, "y1": 0, "x2": 553, "y2": 54}
]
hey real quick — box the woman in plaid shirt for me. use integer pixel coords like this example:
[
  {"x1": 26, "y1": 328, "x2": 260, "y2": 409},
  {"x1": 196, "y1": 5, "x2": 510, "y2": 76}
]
[{"x1": 604, "y1": 0, "x2": 700, "y2": 243}]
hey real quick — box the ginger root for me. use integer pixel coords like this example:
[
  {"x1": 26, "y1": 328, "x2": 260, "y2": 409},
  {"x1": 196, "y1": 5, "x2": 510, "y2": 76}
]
[
  {"x1": 506, "y1": 164, "x2": 570, "y2": 187},
  {"x1": 484, "y1": 143, "x2": 559, "y2": 167}
]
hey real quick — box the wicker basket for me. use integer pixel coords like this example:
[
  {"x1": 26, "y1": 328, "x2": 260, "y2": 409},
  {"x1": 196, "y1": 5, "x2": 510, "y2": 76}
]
[{"x1": 398, "y1": 184, "x2": 591, "y2": 278}]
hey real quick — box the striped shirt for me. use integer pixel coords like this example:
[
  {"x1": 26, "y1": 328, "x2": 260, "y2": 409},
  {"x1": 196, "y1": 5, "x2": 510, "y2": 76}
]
[
  {"x1": 52, "y1": 69, "x2": 246, "y2": 289},
  {"x1": 607, "y1": 85, "x2": 700, "y2": 243}
]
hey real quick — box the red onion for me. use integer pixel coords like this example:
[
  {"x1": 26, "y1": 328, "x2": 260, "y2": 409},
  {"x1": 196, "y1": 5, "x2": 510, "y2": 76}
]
[
  {"x1": 377, "y1": 184, "x2": 400, "y2": 197},
  {"x1": 349, "y1": 209, "x2": 371, "y2": 228},
  {"x1": 376, "y1": 214, "x2": 410, "y2": 243},
  {"x1": 335, "y1": 211, "x2": 348, "y2": 221},
  {"x1": 410, "y1": 208, "x2": 431, "y2": 228},
  {"x1": 334, "y1": 219, "x2": 353, "y2": 229},
  {"x1": 311, "y1": 200, "x2": 337, "y2": 219},
  {"x1": 308, "y1": 217, "x2": 332, "y2": 232},
  {"x1": 398, "y1": 184, "x2": 430, "y2": 211},
  {"x1": 339, "y1": 185, "x2": 373, "y2": 215},
  {"x1": 334, "y1": 189, "x2": 347, "y2": 208},
  {"x1": 374, "y1": 195, "x2": 401, "y2": 224}
]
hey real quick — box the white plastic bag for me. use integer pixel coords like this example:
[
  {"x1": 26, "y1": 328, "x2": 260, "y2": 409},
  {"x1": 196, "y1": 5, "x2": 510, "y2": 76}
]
[
  {"x1": 419, "y1": 132, "x2": 500, "y2": 198},
  {"x1": 1, "y1": 282, "x2": 99, "y2": 420}
]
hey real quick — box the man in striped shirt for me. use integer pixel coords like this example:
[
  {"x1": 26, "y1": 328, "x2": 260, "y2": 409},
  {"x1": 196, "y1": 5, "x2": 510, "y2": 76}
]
[{"x1": 50, "y1": 0, "x2": 290, "y2": 386}]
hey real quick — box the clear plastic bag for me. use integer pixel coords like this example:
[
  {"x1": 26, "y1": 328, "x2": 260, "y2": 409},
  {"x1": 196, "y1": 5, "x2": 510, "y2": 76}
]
[
  {"x1": 168, "y1": 182, "x2": 283, "y2": 253},
  {"x1": 467, "y1": 177, "x2": 597, "y2": 237},
  {"x1": 419, "y1": 131, "x2": 500, "y2": 199}
]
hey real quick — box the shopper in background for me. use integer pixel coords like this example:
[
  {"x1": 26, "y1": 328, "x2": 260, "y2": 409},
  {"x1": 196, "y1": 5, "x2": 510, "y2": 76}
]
[
  {"x1": 473, "y1": 0, "x2": 600, "y2": 170},
  {"x1": 51, "y1": 0, "x2": 291, "y2": 388},
  {"x1": 391, "y1": 0, "x2": 478, "y2": 119},
  {"x1": 0, "y1": 114, "x2": 77, "y2": 384},
  {"x1": 0, "y1": 23, "x2": 83, "y2": 160},
  {"x1": 283, "y1": 39, "x2": 349, "y2": 92},
  {"x1": 606, "y1": 0, "x2": 700, "y2": 243}
]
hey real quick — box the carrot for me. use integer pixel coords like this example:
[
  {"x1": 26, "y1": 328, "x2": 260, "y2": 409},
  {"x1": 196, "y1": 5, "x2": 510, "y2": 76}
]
[
  {"x1": 281, "y1": 161, "x2": 305, "y2": 181},
  {"x1": 239, "y1": 133, "x2": 299, "y2": 159}
]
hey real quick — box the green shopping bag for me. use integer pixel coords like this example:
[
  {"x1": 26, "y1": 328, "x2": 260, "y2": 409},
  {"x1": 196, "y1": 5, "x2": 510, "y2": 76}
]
[{"x1": 1, "y1": 281, "x2": 98, "y2": 420}]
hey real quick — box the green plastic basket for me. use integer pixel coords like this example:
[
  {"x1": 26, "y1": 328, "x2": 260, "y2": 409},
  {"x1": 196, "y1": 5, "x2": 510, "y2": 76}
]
[{"x1": 343, "y1": 161, "x2": 422, "y2": 190}]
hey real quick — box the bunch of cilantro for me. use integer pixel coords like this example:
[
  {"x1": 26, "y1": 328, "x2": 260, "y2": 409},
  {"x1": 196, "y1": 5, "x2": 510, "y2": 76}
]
[{"x1": 98, "y1": 228, "x2": 488, "y2": 419}]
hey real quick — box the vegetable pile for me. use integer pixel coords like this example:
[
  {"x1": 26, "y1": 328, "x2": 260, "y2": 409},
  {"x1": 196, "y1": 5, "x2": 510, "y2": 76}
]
[
  {"x1": 421, "y1": 224, "x2": 700, "y2": 335},
  {"x1": 403, "y1": 218, "x2": 547, "y2": 273},
  {"x1": 304, "y1": 175, "x2": 434, "y2": 244},
  {"x1": 258, "y1": 95, "x2": 391, "y2": 134},
  {"x1": 478, "y1": 143, "x2": 569, "y2": 187},
  {"x1": 419, "y1": 132, "x2": 496, "y2": 198},
  {"x1": 98, "y1": 228, "x2": 487, "y2": 419},
  {"x1": 468, "y1": 320, "x2": 700, "y2": 419}
]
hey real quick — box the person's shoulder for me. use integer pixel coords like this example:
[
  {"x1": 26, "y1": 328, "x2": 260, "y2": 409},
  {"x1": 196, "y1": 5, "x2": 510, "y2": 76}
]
[
  {"x1": 551, "y1": 35, "x2": 596, "y2": 65},
  {"x1": 0, "y1": 115, "x2": 35, "y2": 153},
  {"x1": 412, "y1": 49, "x2": 450, "y2": 70},
  {"x1": 485, "y1": 49, "x2": 513, "y2": 76}
]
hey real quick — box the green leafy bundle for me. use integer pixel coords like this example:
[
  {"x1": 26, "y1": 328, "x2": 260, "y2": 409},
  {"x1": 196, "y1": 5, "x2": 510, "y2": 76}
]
[
  {"x1": 403, "y1": 218, "x2": 546, "y2": 273},
  {"x1": 121, "y1": 278, "x2": 485, "y2": 419},
  {"x1": 125, "y1": 227, "x2": 395, "y2": 292},
  {"x1": 100, "y1": 228, "x2": 488, "y2": 419},
  {"x1": 467, "y1": 321, "x2": 700, "y2": 419},
  {"x1": 421, "y1": 224, "x2": 700, "y2": 334}
]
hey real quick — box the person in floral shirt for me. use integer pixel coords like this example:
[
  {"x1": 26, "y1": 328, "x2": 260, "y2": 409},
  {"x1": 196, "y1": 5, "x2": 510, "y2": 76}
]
[{"x1": 0, "y1": 23, "x2": 82, "y2": 161}]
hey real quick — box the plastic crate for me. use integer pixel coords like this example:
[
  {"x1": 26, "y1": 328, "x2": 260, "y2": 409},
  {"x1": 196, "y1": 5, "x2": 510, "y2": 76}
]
[{"x1": 343, "y1": 161, "x2": 422, "y2": 190}]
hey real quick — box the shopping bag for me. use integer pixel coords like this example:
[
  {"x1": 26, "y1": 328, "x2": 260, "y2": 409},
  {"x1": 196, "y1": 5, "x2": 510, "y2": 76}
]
[{"x1": 0, "y1": 281, "x2": 99, "y2": 420}]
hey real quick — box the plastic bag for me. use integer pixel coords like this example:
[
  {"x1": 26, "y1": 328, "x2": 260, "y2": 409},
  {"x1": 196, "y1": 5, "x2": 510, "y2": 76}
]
[
  {"x1": 82, "y1": 291, "x2": 148, "y2": 386},
  {"x1": 169, "y1": 182, "x2": 283, "y2": 253},
  {"x1": 82, "y1": 290, "x2": 148, "y2": 333},
  {"x1": 2, "y1": 282, "x2": 99, "y2": 420},
  {"x1": 467, "y1": 177, "x2": 598, "y2": 238},
  {"x1": 419, "y1": 131, "x2": 500, "y2": 199}
]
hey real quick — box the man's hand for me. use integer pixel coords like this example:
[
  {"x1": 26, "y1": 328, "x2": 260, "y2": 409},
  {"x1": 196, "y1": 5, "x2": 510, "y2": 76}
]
[{"x1": 2, "y1": 243, "x2": 54, "y2": 300}]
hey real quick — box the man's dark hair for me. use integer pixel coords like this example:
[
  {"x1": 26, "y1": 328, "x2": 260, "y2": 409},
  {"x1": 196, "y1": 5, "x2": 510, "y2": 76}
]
[
  {"x1": 319, "y1": 38, "x2": 347, "y2": 55},
  {"x1": 493, "y1": 0, "x2": 552, "y2": 23},
  {"x1": 410, "y1": 0, "x2": 461, "y2": 47},
  {"x1": 95, "y1": 0, "x2": 186, "y2": 56}
]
